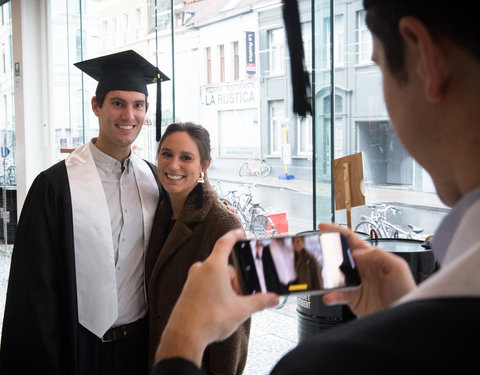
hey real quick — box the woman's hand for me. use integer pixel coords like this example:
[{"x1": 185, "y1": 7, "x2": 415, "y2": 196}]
[{"x1": 319, "y1": 223, "x2": 416, "y2": 317}]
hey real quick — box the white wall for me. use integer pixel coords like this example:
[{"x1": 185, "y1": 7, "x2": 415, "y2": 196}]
[{"x1": 12, "y1": 0, "x2": 55, "y2": 213}]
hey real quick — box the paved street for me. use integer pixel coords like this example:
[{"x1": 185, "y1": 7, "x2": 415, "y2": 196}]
[{"x1": 244, "y1": 297, "x2": 298, "y2": 375}]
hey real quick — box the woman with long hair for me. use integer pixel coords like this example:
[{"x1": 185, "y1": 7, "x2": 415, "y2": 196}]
[{"x1": 145, "y1": 122, "x2": 248, "y2": 374}]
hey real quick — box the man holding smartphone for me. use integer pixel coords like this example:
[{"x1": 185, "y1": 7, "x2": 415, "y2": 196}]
[{"x1": 150, "y1": 0, "x2": 480, "y2": 373}]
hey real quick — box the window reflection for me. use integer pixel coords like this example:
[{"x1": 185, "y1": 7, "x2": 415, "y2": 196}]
[{"x1": 44, "y1": 0, "x2": 447, "y2": 241}]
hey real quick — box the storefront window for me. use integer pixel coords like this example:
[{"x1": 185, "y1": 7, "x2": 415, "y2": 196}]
[
  {"x1": 330, "y1": 0, "x2": 447, "y2": 236},
  {"x1": 0, "y1": 0, "x2": 15, "y2": 245},
  {"x1": 0, "y1": 0, "x2": 449, "y2": 368},
  {"x1": 0, "y1": 0, "x2": 14, "y2": 342},
  {"x1": 50, "y1": 0, "x2": 174, "y2": 163}
]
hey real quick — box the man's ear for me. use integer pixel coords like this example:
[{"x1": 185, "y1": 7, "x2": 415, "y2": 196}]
[
  {"x1": 91, "y1": 96, "x2": 100, "y2": 116},
  {"x1": 399, "y1": 16, "x2": 452, "y2": 103}
]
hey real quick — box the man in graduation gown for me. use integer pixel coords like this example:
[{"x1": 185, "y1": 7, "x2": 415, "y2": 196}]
[
  {"x1": 0, "y1": 50, "x2": 168, "y2": 375},
  {"x1": 150, "y1": 0, "x2": 480, "y2": 373}
]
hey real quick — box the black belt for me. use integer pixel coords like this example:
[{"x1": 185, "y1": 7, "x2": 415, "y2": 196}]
[{"x1": 101, "y1": 317, "x2": 147, "y2": 343}]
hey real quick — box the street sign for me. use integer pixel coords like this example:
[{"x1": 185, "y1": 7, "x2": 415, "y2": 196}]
[{"x1": 246, "y1": 31, "x2": 256, "y2": 75}]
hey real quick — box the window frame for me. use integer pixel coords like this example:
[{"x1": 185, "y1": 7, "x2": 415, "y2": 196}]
[
  {"x1": 357, "y1": 9, "x2": 373, "y2": 65},
  {"x1": 268, "y1": 28, "x2": 285, "y2": 76},
  {"x1": 233, "y1": 41, "x2": 239, "y2": 80},
  {"x1": 206, "y1": 47, "x2": 212, "y2": 84},
  {"x1": 269, "y1": 100, "x2": 285, "y2": 155},
  {"x1": 219, "y1": 44, "x2": 225, "y2": 82},
  {"x1": 297, "y1": 115, "x2": 313, "y2": 157}
]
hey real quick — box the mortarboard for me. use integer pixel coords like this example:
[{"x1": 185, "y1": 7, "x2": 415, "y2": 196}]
[{"x1": 75, "y1": 50, "x2": 170, "y2": 141}]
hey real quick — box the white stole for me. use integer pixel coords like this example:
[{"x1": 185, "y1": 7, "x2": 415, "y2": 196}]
[{"x1": 65, "y1": 143, "x2": 159, "y2": 338}]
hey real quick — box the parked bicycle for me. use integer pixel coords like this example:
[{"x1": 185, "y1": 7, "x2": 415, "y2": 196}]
[
  {"x1": 217, "y1": 184, "x2": 277, "y2": 237},
  {"x1": 212, "y1": 179, "x2": 225, "y2": 198},
  {"x1": 0, "y1": 165, "x2": 16, "y2": 187},
  {"x1": 355, "y1": 203, "x2": 424, "y2": 239},
  {"x1": 239, "y1": 159, "x2": 271, "y2": 177}
]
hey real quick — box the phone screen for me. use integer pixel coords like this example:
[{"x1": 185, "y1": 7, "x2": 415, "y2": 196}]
[{"x1": 232, "y1": 232, "x2": 361, "y2": 296}]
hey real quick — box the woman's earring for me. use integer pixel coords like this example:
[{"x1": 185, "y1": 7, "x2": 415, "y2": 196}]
[{"x1": 197, "y1": 171, "x2": 205, "y2": 184}]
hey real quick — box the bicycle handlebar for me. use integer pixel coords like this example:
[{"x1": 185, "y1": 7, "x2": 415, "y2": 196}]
[{"x1": 368, "y1": 203, "x2": 402, "y2": 216}]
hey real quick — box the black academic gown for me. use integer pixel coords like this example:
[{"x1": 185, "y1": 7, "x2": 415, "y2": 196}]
[
  {"x1": 0, "y1": 161, "x2": 79, "y2": 374},
  {"x1": 262, "y1": 246, "x2": 289, "y2": 294},
  {"x1": 235, "y1": 242, "x2": 262, "y2": 294}
]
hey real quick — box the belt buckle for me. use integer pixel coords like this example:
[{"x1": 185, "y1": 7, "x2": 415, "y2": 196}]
[
  {"x1": 101, "y1": 325, "x2": 116, "y2": 343},
  {"x1": 100, "y1": 331, "x2": 113, "y2": 342},
  {"x1": 101, "y1": 325, "x2": 128, "y2": 343}
]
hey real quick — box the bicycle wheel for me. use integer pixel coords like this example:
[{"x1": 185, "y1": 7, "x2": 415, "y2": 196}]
[
  {"x1": 355, "y1": 221, "x2": 380, "y2": 238},
  {"x1": 251, "y1": 214, "x2": 269, "y2": 236},
  {"x1": 255, "y1": 163, "x2": 271, "y2": 177},
  {"x1": 266, "y1": 216, "x2": 277, "y2": 234},
  {"x1": 239, "y1": 163, "x2": 248, "y2": 177}
]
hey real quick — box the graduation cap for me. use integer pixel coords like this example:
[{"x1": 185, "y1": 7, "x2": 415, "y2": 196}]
[
  {"x1": 282, "y1": 0, "x2": 312, "y2": 118},
  {"x1": 75, "y1": 50, "x2": 170, "y2": 141}
]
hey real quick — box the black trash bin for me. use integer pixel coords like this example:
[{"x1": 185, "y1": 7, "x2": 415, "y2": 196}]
[
  {"x1": 366, "y1": 238, "x2": 438, "y2": 284},
  {"x1": 297, "y1": 294, "x2": 355, "y2": 341},
  {"x1": 296, "y1": 238, "x2": 437, "y2": 342}
]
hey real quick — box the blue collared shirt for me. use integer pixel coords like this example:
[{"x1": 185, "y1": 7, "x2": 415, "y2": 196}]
[{"x1": 431, "y1": 186, "x2": 480, "y2": 264}]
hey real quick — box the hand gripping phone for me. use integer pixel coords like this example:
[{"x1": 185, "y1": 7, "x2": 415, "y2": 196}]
[{"x1": 232, "y1": 231, "x2": 361, "y2": 296}]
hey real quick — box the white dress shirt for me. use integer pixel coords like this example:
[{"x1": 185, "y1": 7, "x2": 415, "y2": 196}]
[
  {"x1": 66, "y1": 141, "x2": 158, "y2": 337},
  {"x1": 268, "y1": 238, "x2": 297, "y2": 285},
  {"x1": 90, "y1": 142, "x2": 146, "y2": 326}
]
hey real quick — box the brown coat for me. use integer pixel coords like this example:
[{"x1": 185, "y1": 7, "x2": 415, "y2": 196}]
[{"x1": 145, "y1": 184, "x2": 249, "y2": 374}]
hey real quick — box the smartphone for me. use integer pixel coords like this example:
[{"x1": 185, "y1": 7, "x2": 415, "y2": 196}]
[{"x1": 232, "y1": 231, "x2": 361, "y2": 296}]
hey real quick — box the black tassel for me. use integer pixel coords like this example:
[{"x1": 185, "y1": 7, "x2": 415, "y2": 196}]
[
  {"x1": 282, "y1": 0, "x2": 312, "y2": 117},
  {"x1": 156, "y1": 77, "x2": 162, "y2": 142}
]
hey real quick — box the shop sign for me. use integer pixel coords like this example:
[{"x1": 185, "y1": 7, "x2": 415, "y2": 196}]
[
  {"x1": 202, "y1": 80, "x2": 257, "y2": 109},
  {"x1": 246, "y1": 31, "x2": 256, "y2": 75}
]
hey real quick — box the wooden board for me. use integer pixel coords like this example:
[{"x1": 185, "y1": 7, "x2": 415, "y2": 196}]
[{"x1": 333, "y1": 152, "x2": 365, "y2": 210}]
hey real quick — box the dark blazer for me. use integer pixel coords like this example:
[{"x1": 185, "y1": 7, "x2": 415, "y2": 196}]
[
  {"x1": 152, "y1": 298, "x2": 480, "y2": 375},
  {"x1": 145, "y1": 183, "x2": 248, "y2": 375},
  {"x1": 262, "y1": 246, "x2": 289, "y2": 294},
  {"x1": 235, "y1": 241, "x2": 262, "y2": 294}
]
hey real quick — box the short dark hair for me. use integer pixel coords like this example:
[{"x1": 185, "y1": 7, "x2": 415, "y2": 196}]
[
  {"x1": 364, "y1": 0, "x2": 479, "y2": 83},
  {"x1": 93, "y1": 91, "x2": 108, "y2": 108}
]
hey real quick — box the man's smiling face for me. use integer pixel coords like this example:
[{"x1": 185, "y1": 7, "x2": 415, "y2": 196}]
[{"x1": 92, "y1": 90, "x2": 147, "y2": 159}]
